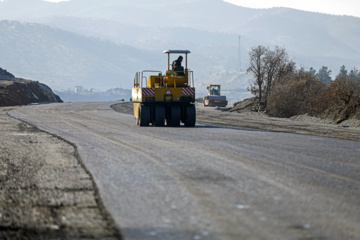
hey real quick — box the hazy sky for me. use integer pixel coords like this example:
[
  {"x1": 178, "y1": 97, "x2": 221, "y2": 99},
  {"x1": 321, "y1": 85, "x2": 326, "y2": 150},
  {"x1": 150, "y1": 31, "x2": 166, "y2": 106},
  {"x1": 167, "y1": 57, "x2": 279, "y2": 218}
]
[
  {"x1": 224, "y1": 0, "x2": 360, "y2": 18},
  {"x1": 45, "y1": 0, "x2": 360, "y2": 18}
]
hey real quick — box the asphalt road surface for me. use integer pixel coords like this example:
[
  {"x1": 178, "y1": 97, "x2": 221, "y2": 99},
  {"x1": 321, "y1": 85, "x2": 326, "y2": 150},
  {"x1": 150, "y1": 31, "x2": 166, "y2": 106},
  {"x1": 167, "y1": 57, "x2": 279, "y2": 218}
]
[{"x1": 9, "y1": 102, "x2": 360, "y2": 240}]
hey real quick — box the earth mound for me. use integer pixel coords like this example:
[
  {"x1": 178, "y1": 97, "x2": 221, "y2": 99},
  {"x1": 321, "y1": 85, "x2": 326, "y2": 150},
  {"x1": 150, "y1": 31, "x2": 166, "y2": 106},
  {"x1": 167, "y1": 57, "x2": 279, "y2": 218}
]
[
  {"x1": 228, "y1": 97, "x2": 261, "y2": 113},
  {"x1": 0, "y1": 78, "x2": 62, "y2": 106},
  {"x1": 229, "y1": 97, "x2": 360, "y2": 126}
]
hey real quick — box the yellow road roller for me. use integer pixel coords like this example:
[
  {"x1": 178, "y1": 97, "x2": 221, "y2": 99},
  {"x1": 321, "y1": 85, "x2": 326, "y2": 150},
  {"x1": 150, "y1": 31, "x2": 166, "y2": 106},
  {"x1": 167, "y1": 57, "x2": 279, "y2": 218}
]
[{"x1": 132, "y1": 50, "x2": 196, "y2": 127}]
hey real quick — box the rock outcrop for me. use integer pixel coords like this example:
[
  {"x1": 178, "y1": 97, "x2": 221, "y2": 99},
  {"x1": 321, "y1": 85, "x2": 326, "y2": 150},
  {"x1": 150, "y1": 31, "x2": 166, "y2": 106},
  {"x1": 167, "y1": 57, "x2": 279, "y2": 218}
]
[
  {"x1": 0, "y1": 78, "x2": 62, "y2": 106},
  {"x1": 0, "y1": 67, "x2": 15, "y2": 80}
]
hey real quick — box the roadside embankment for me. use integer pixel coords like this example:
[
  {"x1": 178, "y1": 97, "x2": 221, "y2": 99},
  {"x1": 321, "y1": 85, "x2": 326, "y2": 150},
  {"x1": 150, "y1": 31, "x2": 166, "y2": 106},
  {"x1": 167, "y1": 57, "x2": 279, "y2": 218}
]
[{"x1": 0, "y1": 78, "x2": 62, "y2": 107}]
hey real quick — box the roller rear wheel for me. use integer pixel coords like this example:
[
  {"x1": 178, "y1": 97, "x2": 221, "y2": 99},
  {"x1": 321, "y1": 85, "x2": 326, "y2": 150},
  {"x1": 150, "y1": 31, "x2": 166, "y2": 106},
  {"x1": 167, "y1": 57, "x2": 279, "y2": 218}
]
[
  {"x1": 154, "y1": 105, "x2": 165, "y2": 126},
  {"x1": 138, "y1": 105, "x2": 150, "y2": 126},
  {"x1": 184, "y1": 104, "x2": 196, "y2": 127},
  {"x1": 167, "y1": 105, "x2": 181, "y2": 127}
]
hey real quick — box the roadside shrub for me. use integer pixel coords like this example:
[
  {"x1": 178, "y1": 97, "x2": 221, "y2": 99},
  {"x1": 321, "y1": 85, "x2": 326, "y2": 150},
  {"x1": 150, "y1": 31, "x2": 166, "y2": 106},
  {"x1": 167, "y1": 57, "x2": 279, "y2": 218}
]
[
  {"x1": 320, "y1": 75, "x2": 360, "y2": 121},
  {"x1": 323, "y1": 76, "x2": 360, "y2": 107},
  {"x1": 266, "y1": 71, "x2": 327, "y2": 118}
]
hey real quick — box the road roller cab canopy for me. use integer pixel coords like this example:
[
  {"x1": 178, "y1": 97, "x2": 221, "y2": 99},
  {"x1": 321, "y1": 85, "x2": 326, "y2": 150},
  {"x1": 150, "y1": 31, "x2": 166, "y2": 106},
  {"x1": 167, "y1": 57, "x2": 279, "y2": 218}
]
[{"x1": 163, "y1": 50, "x2": 191, "y2": 72}]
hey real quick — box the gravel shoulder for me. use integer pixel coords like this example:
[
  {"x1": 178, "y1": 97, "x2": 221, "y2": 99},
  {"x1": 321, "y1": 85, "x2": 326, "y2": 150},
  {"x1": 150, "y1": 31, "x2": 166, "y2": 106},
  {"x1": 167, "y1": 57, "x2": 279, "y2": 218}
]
[
  {"x1": 197, "y1": 106, "x2": 360, "y2": 142},
  {"x1": 0, "y1": 106, "x2": 121, "y2": 239}
]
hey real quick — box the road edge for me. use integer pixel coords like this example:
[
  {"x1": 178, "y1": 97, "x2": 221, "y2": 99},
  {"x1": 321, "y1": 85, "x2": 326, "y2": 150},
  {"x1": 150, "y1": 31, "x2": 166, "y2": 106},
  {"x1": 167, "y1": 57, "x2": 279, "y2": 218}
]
[{"x1": 6, "y1": 108, "x2": 123, "y2": 240}]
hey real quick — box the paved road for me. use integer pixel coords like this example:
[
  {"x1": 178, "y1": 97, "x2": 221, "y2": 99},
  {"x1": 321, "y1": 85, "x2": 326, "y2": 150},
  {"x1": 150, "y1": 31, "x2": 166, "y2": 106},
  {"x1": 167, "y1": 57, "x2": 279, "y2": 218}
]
[{"x1": 10, "y1": 102, "x2": 360, "y2": 240}]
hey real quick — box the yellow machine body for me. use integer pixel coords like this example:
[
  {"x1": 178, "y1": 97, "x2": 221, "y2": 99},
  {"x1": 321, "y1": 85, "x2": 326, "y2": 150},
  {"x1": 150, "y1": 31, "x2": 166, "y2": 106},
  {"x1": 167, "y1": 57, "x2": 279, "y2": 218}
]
[{"x1": 131, "y1": 50, "x2": 196, "y2": 127}]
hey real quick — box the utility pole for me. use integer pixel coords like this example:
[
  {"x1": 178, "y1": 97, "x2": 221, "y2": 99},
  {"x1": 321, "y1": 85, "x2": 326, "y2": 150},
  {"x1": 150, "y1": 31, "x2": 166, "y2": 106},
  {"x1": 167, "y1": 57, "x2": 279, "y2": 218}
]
[{"x1": 238, "y1": 35, "x2": 241, "y2": 72}]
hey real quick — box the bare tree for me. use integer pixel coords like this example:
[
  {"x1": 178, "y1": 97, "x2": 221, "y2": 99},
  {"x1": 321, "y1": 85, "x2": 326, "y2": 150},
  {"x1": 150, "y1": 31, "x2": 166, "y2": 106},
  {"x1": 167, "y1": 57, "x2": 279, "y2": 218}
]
[
  {"x1": 273, "y1": 49, "x2": 296, "y2": 84},
  {"x1": 264, "y1": 48, "x2": 278, "y2": 98},
  {"x1": 247, "y1": 45, "x2": 295, "y2": 104},
  {"x1": 264, "y1": 47, "x2": 294, "y2": 99},
  {"x1": 247, "y1": 45, "x2": 267, "y2": 103}
]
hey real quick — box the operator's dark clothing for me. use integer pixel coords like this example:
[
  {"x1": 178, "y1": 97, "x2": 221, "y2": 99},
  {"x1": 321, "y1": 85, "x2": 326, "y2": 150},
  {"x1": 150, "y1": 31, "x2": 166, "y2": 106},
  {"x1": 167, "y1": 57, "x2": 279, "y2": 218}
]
[
  {"x1": 172, "y1": 59, "x2": 182, "y2": 68},
  {"x1": 172, "y1": 58, "x2": 184, "y2": 76}
]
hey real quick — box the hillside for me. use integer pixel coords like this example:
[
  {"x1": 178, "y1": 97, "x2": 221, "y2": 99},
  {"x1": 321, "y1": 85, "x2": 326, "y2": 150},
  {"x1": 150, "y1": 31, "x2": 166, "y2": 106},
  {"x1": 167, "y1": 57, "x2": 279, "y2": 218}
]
[
  {"x1": 0, "y1": 0, "x2": 359, "y2": 102},
  {"x1": 0, "y1": 67, "x2": 62, "y2": 106},
  {"x1": 0, "y1": 20, "x2": 161, "y2": 91},
  {"x1": 0, "y1": 78, "x2": 62, "y2": 106},
  {"x1": 0, "y1": 67, "x2": 15, "y2": 80}
]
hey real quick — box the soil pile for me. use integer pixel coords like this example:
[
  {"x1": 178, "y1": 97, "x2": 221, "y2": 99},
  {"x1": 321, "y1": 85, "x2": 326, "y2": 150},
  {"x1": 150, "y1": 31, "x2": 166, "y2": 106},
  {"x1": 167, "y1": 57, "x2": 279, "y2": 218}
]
[
  {"x1": 0, "y1": 78, "x2": 62, "y2": 106},
  {"x1": 228, "y1": 98, "x2": 260, "y2": 113},
  {"x1": 319, "y1": 103, "x2": 360, "y2": 124}
]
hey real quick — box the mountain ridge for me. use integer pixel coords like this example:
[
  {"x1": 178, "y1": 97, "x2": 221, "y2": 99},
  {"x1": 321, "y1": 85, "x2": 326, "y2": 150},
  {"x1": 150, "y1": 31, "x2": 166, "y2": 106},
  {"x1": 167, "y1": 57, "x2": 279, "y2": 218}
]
[{"x1": 0, "y1": 0, "x2": 359, "y2": 102}]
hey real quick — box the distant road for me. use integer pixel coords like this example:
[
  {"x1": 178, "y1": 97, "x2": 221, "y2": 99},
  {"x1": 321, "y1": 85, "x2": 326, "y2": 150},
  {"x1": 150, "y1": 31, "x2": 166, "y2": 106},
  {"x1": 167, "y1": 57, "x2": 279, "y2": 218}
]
[{"x1": 10, "y1": 102, "x2": 360, "y2": 240}]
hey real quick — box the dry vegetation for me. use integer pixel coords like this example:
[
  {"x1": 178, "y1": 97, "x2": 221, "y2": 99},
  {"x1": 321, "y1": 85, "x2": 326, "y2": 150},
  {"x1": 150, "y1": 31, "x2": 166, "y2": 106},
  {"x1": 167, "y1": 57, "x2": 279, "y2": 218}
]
[
  {"x1": 244, "y1": 45, "x2": 360, "y2": 123},
  {"x1": 266, "y1": 69, "x2": 360, "y2": 122}
]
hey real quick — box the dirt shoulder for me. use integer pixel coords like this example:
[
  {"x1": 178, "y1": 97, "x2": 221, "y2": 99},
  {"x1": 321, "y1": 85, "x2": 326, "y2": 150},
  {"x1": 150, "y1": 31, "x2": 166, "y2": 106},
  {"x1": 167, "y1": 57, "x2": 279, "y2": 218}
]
[
  {"x1": 0, "y1": 106, "x2": 121, "y2": 239},
  {"x1": 112, "y1": 102, "x2": 360, "y2": 142},
  {"x1": 197, "y1": 106, "x2": 360, "y2": 142}
]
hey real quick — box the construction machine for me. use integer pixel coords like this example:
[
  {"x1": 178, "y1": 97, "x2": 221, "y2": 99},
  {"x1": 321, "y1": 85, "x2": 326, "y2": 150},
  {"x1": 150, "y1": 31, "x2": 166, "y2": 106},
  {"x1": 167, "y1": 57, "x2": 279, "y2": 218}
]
[
  {"x1": 203, "y1": 84, "x2": 228, "y2": 107},
  {"x1": 132, "y1": 50, "x2": 196, "y2": 127}
]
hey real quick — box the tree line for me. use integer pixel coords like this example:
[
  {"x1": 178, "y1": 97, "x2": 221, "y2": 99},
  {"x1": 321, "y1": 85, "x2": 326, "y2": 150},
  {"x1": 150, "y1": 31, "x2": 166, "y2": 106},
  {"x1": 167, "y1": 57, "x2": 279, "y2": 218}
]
[{"x1": 246, "y1": 45, "x2": 360, "y2": 118}]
